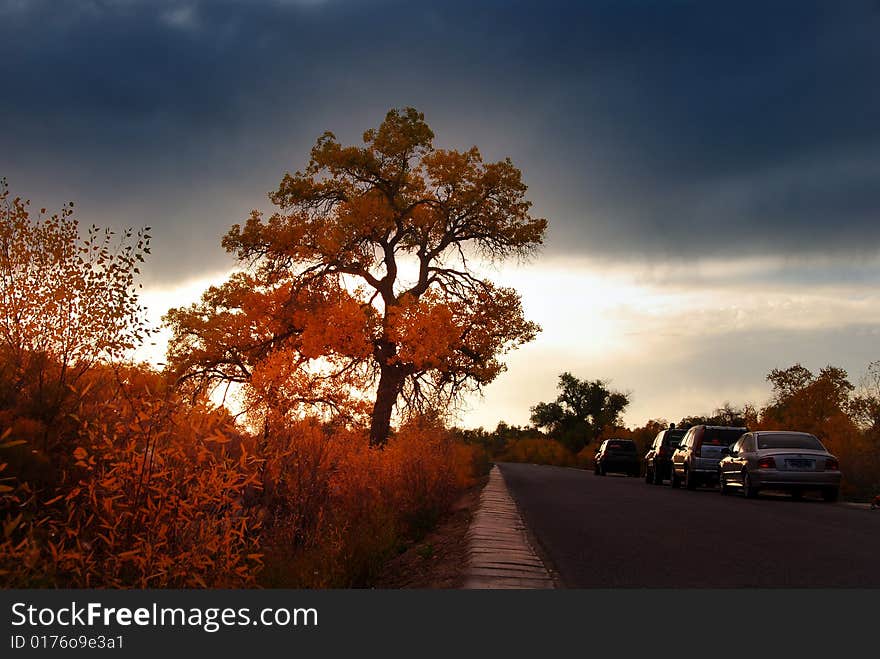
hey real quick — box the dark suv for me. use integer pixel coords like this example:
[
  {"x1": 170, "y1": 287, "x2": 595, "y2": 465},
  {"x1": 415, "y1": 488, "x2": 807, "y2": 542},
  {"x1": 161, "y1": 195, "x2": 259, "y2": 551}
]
[
  {"x1": 594, "y1": 439, "x2": 639, "y2": 477},
  {"x1": 644, "y1": 426, "x2": 686, "y2": 485},
  {"x1": 670, "y1": 425, "x2": 747, "y2": 489}
]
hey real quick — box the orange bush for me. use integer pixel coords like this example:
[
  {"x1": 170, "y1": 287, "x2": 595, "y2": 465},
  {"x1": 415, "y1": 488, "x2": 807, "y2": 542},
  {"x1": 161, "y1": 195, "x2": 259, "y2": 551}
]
[
  {"x1": 1, "y1": 361, "x2": 485, "y2": 588},
  {"x1": 257, "y1": 417, "x2": 484, "y2": 588},
  {"x1": 499, "y1": 438, "x2": 577, "y2": 467},
  {"x1": 451, "y1": 442, "x2": 490, "y2": 488},
  {"x1": 0, "y1": 366, "x2": 264, "y2": 588}
]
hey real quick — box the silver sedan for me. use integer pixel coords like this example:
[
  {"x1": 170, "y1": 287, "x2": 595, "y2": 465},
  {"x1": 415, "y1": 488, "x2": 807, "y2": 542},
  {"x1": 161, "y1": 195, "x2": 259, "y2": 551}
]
[{"x1": 718, "y1": 431, "x2": 841, "y2": 501}]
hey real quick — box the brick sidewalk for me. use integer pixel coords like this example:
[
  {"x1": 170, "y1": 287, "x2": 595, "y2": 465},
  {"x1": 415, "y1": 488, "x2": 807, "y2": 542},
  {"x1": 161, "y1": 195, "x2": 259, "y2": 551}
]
[{"x1": 462, "y1": 465, "x2": 555, "y2": 589}]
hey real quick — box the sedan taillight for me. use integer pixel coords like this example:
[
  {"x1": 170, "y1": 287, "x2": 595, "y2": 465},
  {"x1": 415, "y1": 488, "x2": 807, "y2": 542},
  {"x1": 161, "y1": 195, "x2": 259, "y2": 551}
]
[
  {"x1": 757, "y1": 456, "x2": 776, "y2": 469},
  {"x1": 825, "y1": 457, "x2": 839, "y2": 471}
]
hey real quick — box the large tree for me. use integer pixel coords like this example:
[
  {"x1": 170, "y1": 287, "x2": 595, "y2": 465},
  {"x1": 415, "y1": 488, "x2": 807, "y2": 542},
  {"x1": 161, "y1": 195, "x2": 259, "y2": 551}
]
[
  {"x1": 166, "y1": 108, "x2": 545, "y2": 445},
  {"x1": 530, "y1": 372, "x2": 630, "y2": 452}
]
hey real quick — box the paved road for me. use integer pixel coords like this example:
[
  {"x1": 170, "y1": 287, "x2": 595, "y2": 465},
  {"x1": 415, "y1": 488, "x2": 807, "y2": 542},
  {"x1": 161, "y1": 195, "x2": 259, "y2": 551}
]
[{"x1": 498, "y1": 462, "x2": 880, "y2": 587}]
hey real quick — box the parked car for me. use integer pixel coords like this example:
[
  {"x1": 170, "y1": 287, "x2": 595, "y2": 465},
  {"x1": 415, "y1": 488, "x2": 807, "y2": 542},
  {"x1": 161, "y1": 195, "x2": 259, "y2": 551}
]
[
  {"x1": 718, "y1": 431, "x2": 841, "y2": 501},
  {"x1": 644, "y1": 426, "x2": 686, "y2": 485},
  {"x1": 594, "y1": 439, "x2": 639, "y2": 477},
  {"x1": 670, "y1": 425, "x2": 747, "y2": 489}
]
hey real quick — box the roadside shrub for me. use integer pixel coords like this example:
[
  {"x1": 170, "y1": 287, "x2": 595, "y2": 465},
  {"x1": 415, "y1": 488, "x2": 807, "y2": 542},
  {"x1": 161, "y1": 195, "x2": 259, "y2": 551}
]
[
  {"x1": 499, "y1": 438, "x2": 577, "y2": 467},
  {"x1": 1, "y1": 361, "x2": 485, "y2": 588},
  {"x1": 0, "y1": 365, "x2": 264, "y2": 588},
  {"x1": 256, "y1": 417, "x2": 484, "y2": 588},
  {"x1": 452, "y1": 442, "x2": 491, "y2": 485},
  {"x1": 575, "y1": 446, "x2": 595, "y2": 469}
]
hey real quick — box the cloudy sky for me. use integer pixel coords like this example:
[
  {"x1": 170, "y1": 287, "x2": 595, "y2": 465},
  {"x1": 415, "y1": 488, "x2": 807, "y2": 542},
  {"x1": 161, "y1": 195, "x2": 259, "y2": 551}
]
[{"x1": 2, "y1": 0, "x2": 879, "y2": 428}]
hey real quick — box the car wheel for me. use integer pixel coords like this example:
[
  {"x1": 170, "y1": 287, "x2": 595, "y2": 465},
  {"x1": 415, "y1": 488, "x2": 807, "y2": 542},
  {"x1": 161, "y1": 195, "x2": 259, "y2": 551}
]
[
  {"x1": 684, "y1": 466, "x2": 697, "y2": 490},
  {"x1": 720, "y1": 472, "x2": 730, "y2": 495},
  {"x1": 670, "y1": 466, "x2": 681, "y2": 488},
  {"x1": 743, "y1": 471, "x2": 758, "y2": 498},
  {"x1": 599, "y1": 464, "x2": 606, "y2": 476},
  {"x1": 822, "y1": 487, "x2": 839, "y2": 503},
  {"x1": 594, "y1": 464, "x2": 600, "y2": 475},
  {"x1": 645, "y1": 467, "x2": 653, "y2": 484},
  {"x1": 790, "y1": 488, "x2": 803, "y2": 501}
]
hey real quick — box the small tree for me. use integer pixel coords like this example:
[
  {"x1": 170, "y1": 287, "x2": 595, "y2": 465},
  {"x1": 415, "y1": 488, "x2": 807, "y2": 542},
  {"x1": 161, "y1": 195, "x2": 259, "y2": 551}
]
[
  {"x1": 0, "y1": 178, "x2": 151, "y2": 450},
  {"x1": 852, "y1": 361, "x2": 880, "y2": 494},
  {"x1": 167, "y1": 108, "x2": 545, "y2": 445},
  {"x1": 530, "y1": 372, "x2": 630, "y2": 453},
  {"x1": 853, "y1": 360, "x2": 880, "y2": 433}
]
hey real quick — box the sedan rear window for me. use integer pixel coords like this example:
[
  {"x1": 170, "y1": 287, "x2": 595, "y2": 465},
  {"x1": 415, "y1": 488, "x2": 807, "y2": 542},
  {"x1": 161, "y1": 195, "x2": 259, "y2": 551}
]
[
  {"x1": 608, "y1": 441, "x2": 635, "y2": 451},
  {"x1": 757, "y1": 434, "x2": 825, "y2": 450}
]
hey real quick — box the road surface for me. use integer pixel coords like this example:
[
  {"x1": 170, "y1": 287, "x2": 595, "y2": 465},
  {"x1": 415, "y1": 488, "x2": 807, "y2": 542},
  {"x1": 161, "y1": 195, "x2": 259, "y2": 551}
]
[{"x1": 498, "y1": 462, "x2": 880, "y2": 587}]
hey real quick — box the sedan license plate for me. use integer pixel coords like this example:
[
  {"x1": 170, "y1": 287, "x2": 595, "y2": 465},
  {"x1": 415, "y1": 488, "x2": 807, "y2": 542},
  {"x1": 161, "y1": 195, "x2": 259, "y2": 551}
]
[{"x1": 785, "y1": 459, "x2": 814, "y2": 470}]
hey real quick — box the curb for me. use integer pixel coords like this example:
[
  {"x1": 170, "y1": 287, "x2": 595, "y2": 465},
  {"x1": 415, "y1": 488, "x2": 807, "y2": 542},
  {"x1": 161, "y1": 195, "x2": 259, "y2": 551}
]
[{"x1": 461, "y1": 465, "x2": 555, "y2": 589}]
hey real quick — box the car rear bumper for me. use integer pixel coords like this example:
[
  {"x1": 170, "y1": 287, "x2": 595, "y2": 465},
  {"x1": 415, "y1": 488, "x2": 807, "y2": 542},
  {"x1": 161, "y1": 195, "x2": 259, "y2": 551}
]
[{"x1": 751, "y1": 470, "x2": 842, "y2": 488}]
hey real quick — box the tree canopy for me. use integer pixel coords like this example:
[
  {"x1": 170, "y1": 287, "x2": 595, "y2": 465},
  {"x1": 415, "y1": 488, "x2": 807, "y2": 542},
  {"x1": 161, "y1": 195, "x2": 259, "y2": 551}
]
[
  {"x1": 677, "y1": 402, "x2": 756, "y2": 430},
  {"x1": 530, "y1": 372, "x2": 630, "y2": 452},
  {"x1": 761, "y1": 363, "x2": 856, "y2": 442},
  {"x1": 166, "y1": 108, "x2": 546, "y2": 444}
]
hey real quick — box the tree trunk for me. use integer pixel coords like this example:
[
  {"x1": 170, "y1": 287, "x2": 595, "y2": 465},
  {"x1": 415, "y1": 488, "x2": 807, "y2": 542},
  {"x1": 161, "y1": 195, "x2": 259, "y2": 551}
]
[{"x1": 370, "y1": 364, "x2": 405, "y2": 446}]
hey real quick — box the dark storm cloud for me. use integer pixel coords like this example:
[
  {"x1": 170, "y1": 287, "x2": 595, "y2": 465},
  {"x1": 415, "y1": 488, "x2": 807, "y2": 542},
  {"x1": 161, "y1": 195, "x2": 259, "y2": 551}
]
[{"x1": 2, "y1": 0, "x2": 879, "y2": 283}]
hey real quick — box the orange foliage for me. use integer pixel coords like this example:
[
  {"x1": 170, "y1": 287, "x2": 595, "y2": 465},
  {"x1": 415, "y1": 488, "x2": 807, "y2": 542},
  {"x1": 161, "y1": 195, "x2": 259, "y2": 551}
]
[
  {"x1": 0, "y1": 179, "x2": 151, "y2": 366},
  {"x1": 499, "y1": 438, "x2": 577, "y2": 467},
  {"x1": 256, "y1": 416, "x2": 486, "y2": 587},
  {"x1": 386, "y1": 292, "x2": 458, "y2": 370},
  {"x1": 1, "y1": 366, "x2": 264, "y2": 587},
  {"x1": 0, "y1": 179, "x2": 152, "y2": 463},
  {"x1": 165, "y1": 274, "x2": 376, "y2": 422},
  {"x1": 1, "y1": 364, "x2": 486, "y2": 588}
]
